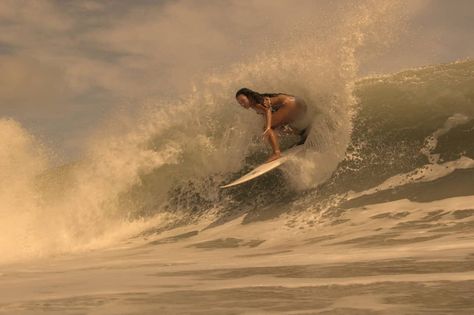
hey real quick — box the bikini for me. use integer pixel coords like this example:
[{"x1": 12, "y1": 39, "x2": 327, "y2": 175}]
[
  {"x1": 266, "y1": 95, "x2": 293, "y2": 113},
  {"x1": 270, "y1": 103, "x2": 284, "y2": 113}
]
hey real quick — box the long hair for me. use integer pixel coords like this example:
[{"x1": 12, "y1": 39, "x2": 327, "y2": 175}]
[{"x1": 235, "y1": 87, "x2": 291, "y2": 105}]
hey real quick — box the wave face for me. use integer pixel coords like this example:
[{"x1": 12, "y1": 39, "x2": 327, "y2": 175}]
[
  {"x1": 326, "y1": 59, "x2": 474, "y2": 195},
  {"x1": 1, "y1": 3, "x2": 473, "y2": 265}
]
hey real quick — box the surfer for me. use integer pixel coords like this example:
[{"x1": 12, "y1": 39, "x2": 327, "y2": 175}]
[{"x1": 235, "y1": 87, "x2": 311, "y2": 162}]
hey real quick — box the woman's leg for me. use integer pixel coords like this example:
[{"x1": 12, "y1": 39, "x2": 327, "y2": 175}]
[
  {"x1": 264, "y1": 128, "x2": 281, "y2": 162},
  {"x1": 262, "y1": 104, "x2": 296, "y2": 162}
]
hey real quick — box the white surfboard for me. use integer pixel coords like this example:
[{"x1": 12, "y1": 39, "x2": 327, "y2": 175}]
[{"x1": 220, "y1": 145, "x2": 305, "y2": 188}]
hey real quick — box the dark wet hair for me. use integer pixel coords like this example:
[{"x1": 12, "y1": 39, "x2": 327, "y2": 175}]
[{"x1": 235, "y1": 87, "x2": 288, "y2": 105}]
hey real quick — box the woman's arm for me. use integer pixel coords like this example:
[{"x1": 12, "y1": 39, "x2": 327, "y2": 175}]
[
  {"x1": 253, "y1": 99, "x2": 273, "y2": 135},
  {"x1": 264, "y1": 107, "x2": 272, "y2": 130},
  {"x1": 262, "y1": 97, "x2": 272, "y2": 131},
  {"x1": 261, "y1": 106, "x2": 272, "y2": 138},
  {"x1": 253, "y1": 103, "x2": 272, "y2": 125}
]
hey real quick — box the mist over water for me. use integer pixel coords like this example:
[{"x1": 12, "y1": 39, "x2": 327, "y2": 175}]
[
  {"x1": 0, "y1": 0, "x2": 471, "y2": 269},
  {"x1": 1, "y1": 2, "x2": 474, "y2": 314}
]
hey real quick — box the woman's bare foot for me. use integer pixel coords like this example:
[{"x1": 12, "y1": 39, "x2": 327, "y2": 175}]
[{"x1": 265, "y1": 151, "x2": 281, "y2": 163}]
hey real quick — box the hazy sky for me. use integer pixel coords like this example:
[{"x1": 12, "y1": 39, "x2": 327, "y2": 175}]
[{"x1": 0, "y1": 0, "x2": 473, "y2": 158}]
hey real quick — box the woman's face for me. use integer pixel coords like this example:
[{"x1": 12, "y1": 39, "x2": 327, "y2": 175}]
[{"x1": 236, "y1": 94, "x2": 251, "y2": 109}]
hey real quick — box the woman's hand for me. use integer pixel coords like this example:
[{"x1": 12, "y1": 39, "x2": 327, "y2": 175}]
[{"x1": 263, "y1": 97, "x2": 271, "y2": 109}]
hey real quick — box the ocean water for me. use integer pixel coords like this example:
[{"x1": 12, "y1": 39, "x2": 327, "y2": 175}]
[{"x1": 1, "y1": 3, "x2": 474, "y2": 314}]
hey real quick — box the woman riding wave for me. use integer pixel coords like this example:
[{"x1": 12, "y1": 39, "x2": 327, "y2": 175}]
[{"x1": 235, "y1": 87, "x2": 311, "y2": 163}]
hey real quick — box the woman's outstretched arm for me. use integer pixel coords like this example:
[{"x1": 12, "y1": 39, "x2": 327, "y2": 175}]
[
  {"x1": 263, "y1": 97, "x2": 273, "y2": 130},
  {"x1": 264, "y1": 107, "x2": 272, "y2": 133}
]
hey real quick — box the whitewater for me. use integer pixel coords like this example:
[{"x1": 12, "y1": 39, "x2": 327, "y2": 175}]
[{"x1": 1, "y1": 2, "x2": 474, "y2": 314}]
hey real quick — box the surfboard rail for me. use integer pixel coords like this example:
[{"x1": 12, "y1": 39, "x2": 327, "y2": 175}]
[{"x1": 220, "y1": 145, "x2": 305, "y2": 188}]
